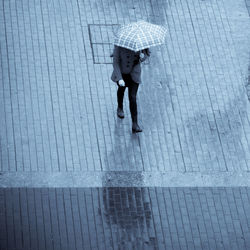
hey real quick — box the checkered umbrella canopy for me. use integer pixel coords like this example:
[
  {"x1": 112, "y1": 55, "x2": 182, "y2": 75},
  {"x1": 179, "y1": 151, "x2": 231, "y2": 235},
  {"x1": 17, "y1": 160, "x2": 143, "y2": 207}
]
[{"x1": 114, "y1": 20, "x2": 167, "y2": 52}]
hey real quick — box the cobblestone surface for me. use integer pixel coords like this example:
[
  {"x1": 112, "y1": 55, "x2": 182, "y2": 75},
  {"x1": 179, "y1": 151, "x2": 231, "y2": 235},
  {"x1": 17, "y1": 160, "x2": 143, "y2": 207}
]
[{"x1": 0, "y1": 187, "x2": 250, "y2": 250}]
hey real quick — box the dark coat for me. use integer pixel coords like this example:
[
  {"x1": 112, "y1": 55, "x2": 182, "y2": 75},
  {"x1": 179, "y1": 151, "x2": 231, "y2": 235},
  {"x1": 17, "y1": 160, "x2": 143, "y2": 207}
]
[{"x1": 111, "y1": 46, "x2": 149, "y2": 84}]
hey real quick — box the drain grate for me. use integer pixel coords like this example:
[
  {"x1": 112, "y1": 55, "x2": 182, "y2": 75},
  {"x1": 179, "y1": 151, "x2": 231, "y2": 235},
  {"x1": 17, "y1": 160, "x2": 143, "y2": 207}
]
[
  {"x1": 88, "y1": 24, "x2": 150, "y2": 65},
  {"x1": 88, "y1": 24, "x2": 119, "y2": 64}
]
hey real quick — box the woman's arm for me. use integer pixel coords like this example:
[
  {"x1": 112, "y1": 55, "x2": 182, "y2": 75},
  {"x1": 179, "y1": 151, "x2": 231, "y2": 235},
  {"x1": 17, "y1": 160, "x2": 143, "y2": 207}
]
[
  {"x1": 112, "y1": 45, "x2": 122, "y2": 81},
  {"x1": 139, "y1": 48, "x2": 151, "y2": 62}
]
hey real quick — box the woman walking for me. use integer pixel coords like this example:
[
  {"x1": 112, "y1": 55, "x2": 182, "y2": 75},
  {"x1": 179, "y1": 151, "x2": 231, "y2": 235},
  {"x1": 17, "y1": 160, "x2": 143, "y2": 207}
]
[
  {"x1": 111, "y1": 46, "x2": 150, "y2": 133},
  {"x1": 111, "y1": 20, "x2": 167, "y2": 133}
]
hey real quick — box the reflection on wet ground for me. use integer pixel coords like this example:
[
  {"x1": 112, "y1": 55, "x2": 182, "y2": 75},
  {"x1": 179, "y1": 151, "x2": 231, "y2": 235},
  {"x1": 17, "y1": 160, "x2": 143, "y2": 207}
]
[
  {"x1": 1, "y1": 187, "x2": 250, "y2": 250},
  {"x1": 102, "y1": 187, "x2": 156, "y2": 249},
  {"x1": 186, "y1": 87, "x2": 250, "y2": 172},
  {"x1": 104, "y1": 120, "x2": 145, "y2": 171}
]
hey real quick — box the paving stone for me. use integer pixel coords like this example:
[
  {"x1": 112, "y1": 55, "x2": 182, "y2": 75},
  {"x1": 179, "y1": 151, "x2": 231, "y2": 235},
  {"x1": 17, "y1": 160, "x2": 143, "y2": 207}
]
[
  {"x1": 0, "y1": 0, "x2": 250, "y2": 249},
  {"x1": 0, "y1": 187, "x2": 249, "y2": 249},
  {"x1": 0, "y1": 0, "x2": 249, "y2": 175}
]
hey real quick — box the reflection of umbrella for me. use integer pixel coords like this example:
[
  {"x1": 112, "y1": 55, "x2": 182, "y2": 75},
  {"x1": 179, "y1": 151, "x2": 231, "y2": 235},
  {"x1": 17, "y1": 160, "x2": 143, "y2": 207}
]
[{"x1": 114, "y1": 20, "x2": 167, "y2": 52}]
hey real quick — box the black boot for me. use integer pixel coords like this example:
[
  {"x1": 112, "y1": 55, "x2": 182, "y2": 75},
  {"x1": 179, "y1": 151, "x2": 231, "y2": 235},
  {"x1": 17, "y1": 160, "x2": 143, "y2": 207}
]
[
  {"x1": 117, "y1": 107, "x2": 124, "y2": 119},
  {"x1": 132, "y1": 122, "x2": 142, "y2": 133}
]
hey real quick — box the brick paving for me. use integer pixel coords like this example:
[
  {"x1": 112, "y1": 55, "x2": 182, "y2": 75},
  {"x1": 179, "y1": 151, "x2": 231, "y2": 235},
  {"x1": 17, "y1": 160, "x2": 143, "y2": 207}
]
[
  {"x1": 0, "y1": 0, "x2": 249, "y2": 175},
  {"x1": 0, "y1": 187, "x2": 250, "y2": 250},
  {"x1": 0, "y1": 0, "x2": 250, "y2": 249}
]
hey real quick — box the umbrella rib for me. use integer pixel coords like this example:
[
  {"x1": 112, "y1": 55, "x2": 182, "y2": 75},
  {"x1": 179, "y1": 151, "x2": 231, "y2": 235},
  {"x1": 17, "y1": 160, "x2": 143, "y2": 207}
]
[
  {"x1": 121, "y1": 22, "x2": 136, "y2": 51},
  {"x1": 138, "y1": 23, "x2": 144, "y2": 51},
  {"x1": 148, "y1": 24, "x2": 155, "y2": 48},
  {"x1": 128, "y1": 25, "x2": 137, "y2": 50}
]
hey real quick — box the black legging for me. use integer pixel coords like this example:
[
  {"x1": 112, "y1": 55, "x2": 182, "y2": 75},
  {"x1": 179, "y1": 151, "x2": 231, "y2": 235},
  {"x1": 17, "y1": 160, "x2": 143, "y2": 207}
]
[{"x1": 117, "y1": 74, "x2": 139, "y2": 123}]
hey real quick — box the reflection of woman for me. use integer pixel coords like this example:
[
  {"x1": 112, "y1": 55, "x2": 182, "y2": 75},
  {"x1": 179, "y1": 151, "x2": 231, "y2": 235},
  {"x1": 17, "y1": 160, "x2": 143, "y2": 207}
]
[
  {"x1": 102, "y1": 187, "x2": 155, "y2": 248},
  {"x1": 111, "y1": 46, "x2": 150, "y2": 133}
]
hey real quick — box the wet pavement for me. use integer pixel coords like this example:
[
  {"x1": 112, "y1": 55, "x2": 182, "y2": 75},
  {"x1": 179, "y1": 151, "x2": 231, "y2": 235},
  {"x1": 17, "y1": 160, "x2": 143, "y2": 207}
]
[
  {"x1": 1, "y1": 187, "x2": 250, "y2": 250},
  {"x1": 0, "y1": 0, "x2": 250, "y2": 249}
]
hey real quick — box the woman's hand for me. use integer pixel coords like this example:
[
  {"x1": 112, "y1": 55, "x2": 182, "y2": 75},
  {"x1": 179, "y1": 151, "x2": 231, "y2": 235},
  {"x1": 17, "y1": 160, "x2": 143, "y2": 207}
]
[
  {"x1": 118, "y1": 79, "x2": 126, "y2": 87},
  {"x1": 139, "y1": 53, "x2": 146, "y2": 62},
  {"x1": 144, "y1": 48, "x2": 151, "y2": 56},
  {"x1": 139, "y1": 48, "x2": 151, "y2": 62}
]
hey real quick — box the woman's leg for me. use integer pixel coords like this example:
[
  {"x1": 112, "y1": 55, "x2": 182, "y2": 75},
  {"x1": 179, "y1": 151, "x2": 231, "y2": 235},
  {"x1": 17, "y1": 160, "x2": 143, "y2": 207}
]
[
  {"x1": 128, "y1": 81, "x2": 139, "y2": 123},
  {"x1": 117, "y1": 85, "x2": 126, "y2": 109}
]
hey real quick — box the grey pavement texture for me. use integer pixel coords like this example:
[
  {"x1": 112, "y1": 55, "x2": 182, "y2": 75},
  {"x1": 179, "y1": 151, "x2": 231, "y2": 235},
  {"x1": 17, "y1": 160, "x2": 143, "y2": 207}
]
[
  {"x1": 246, "y1": 0, "x2": 250, "y2": 15},
  {"x1": 1, "y1": 171, "x2": 250, "y2": 188},
  {"x1": 1, "y1": 187, "x2": 250, "y2": 250},
  {"x1": 1, "y1": 0, "x2": 250, "y2": 249},
  {"x1": 0, "y1": 0, "x2": 250, "y2": 186}
]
